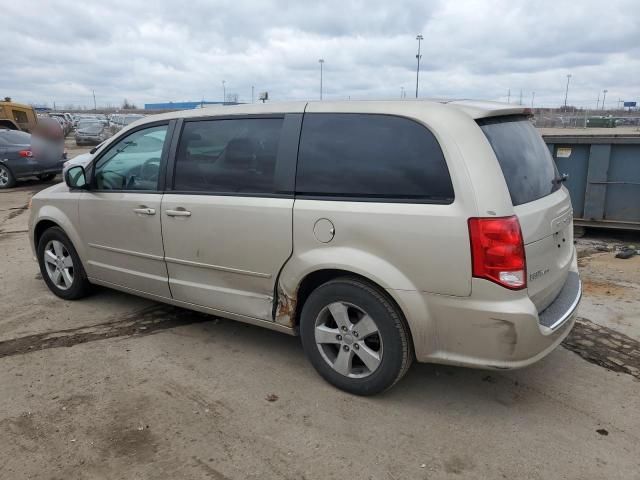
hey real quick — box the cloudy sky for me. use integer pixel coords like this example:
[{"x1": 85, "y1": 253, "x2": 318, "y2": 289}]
[{"x1": 3, "y1": 0, "x2": 639, "y2": 109}]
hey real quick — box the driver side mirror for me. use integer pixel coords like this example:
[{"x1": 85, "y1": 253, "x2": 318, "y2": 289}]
[{"x1": 65, "y1": 165, "x2": 88, "y2": 190}]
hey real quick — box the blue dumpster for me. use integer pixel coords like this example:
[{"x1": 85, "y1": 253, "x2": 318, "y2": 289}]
[{"x1": 543, "y1": 133, "x2": 640, "y2": 231}]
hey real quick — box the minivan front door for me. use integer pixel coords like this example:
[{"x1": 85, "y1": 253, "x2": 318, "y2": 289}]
[
  {"x1": 78, "y1": 123, "x2": 172, "y2": 298},
  {"x1": 161, "y1": 116, "x2": 297, "y2": 321}
]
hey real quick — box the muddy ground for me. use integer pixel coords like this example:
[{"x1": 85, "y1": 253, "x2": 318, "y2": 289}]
[{"x1": 0, "y1": 147, "x2": 639, "y2": 479}]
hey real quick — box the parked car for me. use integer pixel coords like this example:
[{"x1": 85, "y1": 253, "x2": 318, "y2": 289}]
[
  {"x1": 0, "y1": 98, "x2": 39, "y2": 132},
  {"x1": 109, "y1": 114, "x2": 144, "y2": 133},
  {"x1": 75, "y1": 122, "x2": 109, "y2": 145},
  {"x1": 49, "y1": 113, "x2": 72, "y2": 136},
  {"x1": 0, "y1": 128, "x2": 66, "y2": 188},
  {"x1": 62, "y1": 142, "x2": 104, "y2": 177},
  {"x1": 29, "y1": 100, "x2": 581, "y2": 395}
]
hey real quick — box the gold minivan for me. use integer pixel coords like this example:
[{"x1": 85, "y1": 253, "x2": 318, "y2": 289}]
[{"x1": 29, "y1": 100, "x2": 581, "y2": 395}]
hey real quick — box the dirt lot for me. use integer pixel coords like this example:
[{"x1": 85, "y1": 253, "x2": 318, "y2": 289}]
[{"x1": 1, "y1": 152, "x2": 639, "y2": 479}]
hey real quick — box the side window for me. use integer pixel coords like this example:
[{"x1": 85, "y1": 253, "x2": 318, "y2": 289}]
[
  {"x1": 296, "y1": 114, "x2": 454, "y2": 202},
  {"x1": 12, "y1": 110, "x2": 28, "y2": 124},
  {"x1": 173, "y1": 118, "x2": 283, "y2": 193},
  {"x1": 93, "y1": 125, "x2": 168, "y2": 191}
]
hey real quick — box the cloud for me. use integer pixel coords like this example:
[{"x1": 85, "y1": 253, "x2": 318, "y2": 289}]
[{"x1": 2, "y1": 0, "x2": 639, "y2": 108}]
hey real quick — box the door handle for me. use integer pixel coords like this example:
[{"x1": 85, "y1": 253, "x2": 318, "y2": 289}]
[
  {"x1": 165, "y1": 209, "x2": 191, "y2": 217},
  {"x1": 133, "y1": 207, "x2": 156, "y2": 215}
]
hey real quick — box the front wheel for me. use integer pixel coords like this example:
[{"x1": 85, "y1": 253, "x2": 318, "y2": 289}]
[
  {"x1": 300, "y1": 277, "x2": 413, "y2": 395},
  {"x1": 37, "y1": 227, "x2": 90, "y2": 300}
]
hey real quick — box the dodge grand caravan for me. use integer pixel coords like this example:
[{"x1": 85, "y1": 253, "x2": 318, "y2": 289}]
[{"x1": 29, "y1": 100, "x2": 581, "y2": 395}]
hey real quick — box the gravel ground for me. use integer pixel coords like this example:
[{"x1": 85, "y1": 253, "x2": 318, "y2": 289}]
[{"x1": 0, "y1": 171, "x2": 639, "y2": 479}]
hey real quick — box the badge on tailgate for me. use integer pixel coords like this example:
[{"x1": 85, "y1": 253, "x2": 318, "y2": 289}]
[{"x1": 551, "y1": 209, "x2": 573, "y2": 234}]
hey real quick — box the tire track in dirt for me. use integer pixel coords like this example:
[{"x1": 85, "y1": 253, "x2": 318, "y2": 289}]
[{"x1": 0, "y1": 305, "x2": 213, "y2": 359}]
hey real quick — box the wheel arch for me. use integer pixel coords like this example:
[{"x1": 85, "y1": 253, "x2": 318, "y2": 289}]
[
  {"x1": 32, "y1": 208, "x2": 87, "y2": 264},
  {"x1": 276, "y1": 267, "x2": 418, "y2": 354}
]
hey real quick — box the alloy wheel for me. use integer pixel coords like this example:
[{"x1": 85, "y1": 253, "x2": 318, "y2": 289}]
[
  {"x1": 0, "y1": 166, "x2": 9, "y2": 187},
  {"x1": 314, "y1": 301, "x2": 384, "y2": 378},
  {"x1": 43, "y1": 240, "x2": 74, "y2": 290}
]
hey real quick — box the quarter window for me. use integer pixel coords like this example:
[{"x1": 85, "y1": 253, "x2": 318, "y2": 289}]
[
  {"x1": 12, "y1": 110, "x2": 29, "y2": 124},
  {"x1": 93, "y1": 125, "x2": 168, "y2": 191},
  {"x1": 173, "y1": 118, "x2": 283, "y2": 193},
  {"x1": 296, "y1": 114, "x2": 454, "y2": 202}
]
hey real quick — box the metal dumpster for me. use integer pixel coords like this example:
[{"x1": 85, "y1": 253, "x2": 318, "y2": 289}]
[{"x1": 543, "y1": 133, "x2": 640, "y2": 231}]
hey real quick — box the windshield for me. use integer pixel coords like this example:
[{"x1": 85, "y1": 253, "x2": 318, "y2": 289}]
[
  {"x1": 124, "y1": 116, "x2": 143, "y2": 125},
  {"x1": 78, "y1": 121, "x2": 102, "y2": 129},
  {"x1": 479, "y1": 115, "x2": 560, "y2": 206},
  {"x1": 81, "y1": 124, "x2": 103, "y2": 133}
]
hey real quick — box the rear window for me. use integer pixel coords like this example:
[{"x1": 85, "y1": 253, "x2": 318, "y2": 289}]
[
  {"x1": 0, "y1": 130, "x2": 31, "y2": 145},
  {"x1": 479, "y1": 116, "x2": 560, "y2": 206},
  {"x1": 296, "y1": 113, "x2": 454, "y2": 202}
]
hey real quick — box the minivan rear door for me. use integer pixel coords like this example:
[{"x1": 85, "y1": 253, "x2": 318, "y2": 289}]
[{"x1": 479, "y1": 116, "x2": 574, "y2": 311}]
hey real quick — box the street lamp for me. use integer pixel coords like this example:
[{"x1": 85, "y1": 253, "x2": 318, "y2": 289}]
[
  {"x1": 564, "y1": 74, "x2": 572, "y2": 108},
  {"x1": 602, "y1": 89, "x2": 608, "y2": 110},
  {"x1": 222, "y1": 80, "x2": 226, "y2": 104},
  {"x1": 415, "y1": 34, "x2": 423, "y2": 98},
  {"x1": 319, "y1": 59, "x2": 324, "y2": 100}
]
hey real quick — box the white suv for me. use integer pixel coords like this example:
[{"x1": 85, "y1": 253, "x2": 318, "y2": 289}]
[{"x1": 29, "y1": 100, "x2": 580, "y2": 395}]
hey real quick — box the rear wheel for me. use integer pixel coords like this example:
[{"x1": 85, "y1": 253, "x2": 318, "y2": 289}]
[
  {"x1": 37, "y1": 227, "x2": 90, "y2": 300},
  {"x1": 300, "y1": 277, "x2": 413, "y2": 395},
  {"x1": 0, "y1": 164, "x2": 16, "y2": 189}
]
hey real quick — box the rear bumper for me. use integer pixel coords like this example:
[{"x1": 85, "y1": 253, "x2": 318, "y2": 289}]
[{"x1": 393, "y1": 248, "x2": 580, "y2": 369}]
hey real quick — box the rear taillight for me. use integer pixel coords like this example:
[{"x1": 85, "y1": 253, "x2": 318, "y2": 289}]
[
  {"x1": 19, "y1": 150, "x2": 33, "y2": 158},
  {"x1": 468, "y1": 216, "x2": 526, "y2": 290}
]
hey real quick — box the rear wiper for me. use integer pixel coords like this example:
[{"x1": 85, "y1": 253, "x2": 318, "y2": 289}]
[{"x1": 553, "y1": 173, "x2": 569, "y2": 185}]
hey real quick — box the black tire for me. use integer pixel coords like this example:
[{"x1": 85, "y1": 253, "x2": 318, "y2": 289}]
[
  {"x1": 37, "y1": 227, "x2": 90, "y2": 300},
  {"x1": 300, "y1": 277, "x2": 413, "y2": 395},
  {"x1": 37, "y1": 173, "x2": 56, "y2": 181},
  {"x1": 0, "y1": 164, "x2": 16, "y2": 189}
]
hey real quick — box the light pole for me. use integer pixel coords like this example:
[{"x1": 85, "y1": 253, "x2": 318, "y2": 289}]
[
  {"x1": 601, "y1": 89, "x2": 608, "y2": 110},
  {"x1": 222, "y1": 80, "x2": 226, "y2": 104},
  {"x1": 319, "y1": 59, "x2": 324, "y2": 100},
  {"x1": 400, "y1": 86, "x2": 405, "y2": 99},
  {"x1": 415, "y1": 34, "x2": 423, "y2": 98},
  {"x1": 531, "y1": 91, "x2": 535, "y2": 109},
  {"x1": 251, "y1": 86, "x2": 254, "y2": 104},
  {"x1": 564, "y1": 74, "x2": 572, "y2": 108}
]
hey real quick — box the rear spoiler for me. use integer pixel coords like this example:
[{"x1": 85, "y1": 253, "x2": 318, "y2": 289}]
[{"x1": 443, "y1": 99, "x2": 533, "y2": 120}]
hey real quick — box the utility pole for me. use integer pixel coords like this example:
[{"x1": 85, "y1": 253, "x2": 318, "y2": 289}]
[
  {"x1": 319, "y1": 59, "x2": 324, "y2": 100},
  {"x1": 564, "y1": 74, "x2": 572, "y2": 108},
  {"x1": 507, "y1": 88, "x2": 511, "y2": 103},
  {"x1": 251, "y1": 86, "x2": 255, "y2": 104},
  {"x1": 519, "y1": 89, "x2": 523, "y2": 105},
  {"x1": 602, "y1": 89, "x2": 608, "y2": 110},
  {"x1": 415, "y1": 34, "x2": 423, "y2": 98},
  {"x1": 596, "y1": 92, "x2": 600, "y2": 110},
  {"x1": 92, "y1": 90, "x2": 97, "y2": 110},
  {"x1": 400, "y1": 86, "x2": 405, "y2": 99},
  {"x1": 531, "y1": 91, "x2": 535, "y2": 109},
  {"x1": 222, "y1": 80, "x2": 226, "y2": 104}
]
